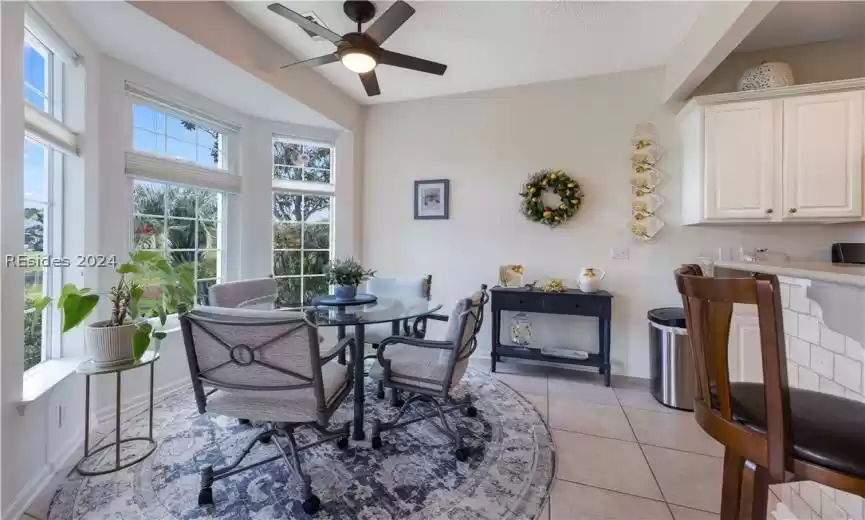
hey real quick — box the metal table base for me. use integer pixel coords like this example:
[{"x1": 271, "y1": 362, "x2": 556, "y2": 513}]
[{"x1": 75, "y1": 352, "x2": 160, "y2": 476}]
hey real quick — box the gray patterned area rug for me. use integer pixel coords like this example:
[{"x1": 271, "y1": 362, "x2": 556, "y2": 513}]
[{"x1": 48, "y1": 369, "x2": 554, "y2": 519}]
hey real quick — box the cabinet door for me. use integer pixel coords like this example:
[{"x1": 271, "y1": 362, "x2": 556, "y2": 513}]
[
  {"x1": 728, "y1": 305, "x2": 763, "y2": 383},
  {"x1": 783, "y1": 91, "x2": 864, "y2": 219},
  {"x1": 704, "y1": 101, "x2": 778, "y2": 221}
]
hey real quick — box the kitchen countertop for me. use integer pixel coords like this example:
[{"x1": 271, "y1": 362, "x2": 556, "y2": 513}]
[{"x1": 713, "y1": 261, "x2": 865, "y2": 288}]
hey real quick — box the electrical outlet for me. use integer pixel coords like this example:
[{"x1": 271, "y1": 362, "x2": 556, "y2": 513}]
[
  {"x1": 610, "y1": 247, "x2": 630, "y2": 260},
  {"x1": 58, "y1": 404, "x2": 63, "y2": 428}
]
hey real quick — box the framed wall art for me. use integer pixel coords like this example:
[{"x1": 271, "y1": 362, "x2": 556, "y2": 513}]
[{"x1": 414, "y1": 179, "x2": 450, "y2": 220}]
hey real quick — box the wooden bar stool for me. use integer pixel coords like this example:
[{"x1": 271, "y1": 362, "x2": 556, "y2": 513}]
[{"x1": 675, "y1": 265, "x2": 865, "y2": 520}]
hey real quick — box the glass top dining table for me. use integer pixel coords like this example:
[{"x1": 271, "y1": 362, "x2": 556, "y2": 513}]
[{"x1": 279, "y1": 295, "x2": 444, "y2": 441}]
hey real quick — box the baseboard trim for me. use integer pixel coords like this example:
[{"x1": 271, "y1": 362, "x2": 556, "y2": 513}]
[
  {"x1": 3, "y1": 377, "x2": 191, "y2": 520},
  {"x1": 3, "y1": 427, "x2": 83, "y2": 520}
]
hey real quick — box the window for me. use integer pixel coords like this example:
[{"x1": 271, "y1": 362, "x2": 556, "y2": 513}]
[
  {"x1": 23, "y1": 139, "x2": 62, "y2": 371},
  {"x1": 23, "y1": 29, "x2": 51, "y2": 112},
  {"x1": 133, "y1": 180, "x2": 223, "y2": 304},
  {"x1": 272, "y1": 138, "x2": 334, "y2": 307},
  {"x1": 132, "y1": 104, "x2": 225, "y2": 170},
  {"x1": 22, "y1": 12, "x2": 71, "y2": 372}
]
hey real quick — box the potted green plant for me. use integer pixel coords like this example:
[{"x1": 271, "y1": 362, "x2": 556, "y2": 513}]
[
  {"x1": 33, "y1": 251, "x2": 196, "y2": 367},
  {"x1": 324, "y1": 257, "x2": 375, "y2": 301}
]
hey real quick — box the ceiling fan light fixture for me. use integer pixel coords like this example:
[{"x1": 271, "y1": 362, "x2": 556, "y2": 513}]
[{"x1": 341, "y1": 49, "x2": 377, "y2": 73}]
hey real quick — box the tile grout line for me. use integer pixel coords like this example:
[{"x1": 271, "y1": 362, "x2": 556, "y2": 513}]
[{"x1": 615, "y1": 387, "x2": 679, "y2": 520}]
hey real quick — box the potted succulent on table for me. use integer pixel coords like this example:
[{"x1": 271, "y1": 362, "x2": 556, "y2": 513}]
[
  {"x1": 33, "y1": 251, "x2": 197, "y2": 367},
  {"x1": 324, "y1": 257, "x2": 376, "y2": 301}
]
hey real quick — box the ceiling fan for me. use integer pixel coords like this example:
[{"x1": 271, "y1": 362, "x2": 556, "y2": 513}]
[{"x1": 267, "y1": 0, "x2": 447, "y2": 97}]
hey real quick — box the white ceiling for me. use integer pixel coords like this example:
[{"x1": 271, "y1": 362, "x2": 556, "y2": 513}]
[
  {"x1": 736, "y1": 1, "x2": 865, "y2": 52},
  {"x1": 230, "y1": 1, "x2": 707, "y2": 105},
  {"x1": 60, "y1": 1, "x2": 340, "y2": 128}
]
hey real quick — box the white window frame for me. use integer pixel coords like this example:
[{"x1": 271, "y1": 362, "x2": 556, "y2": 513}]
[
  {"x1": 131, "y1": 180, "x2": 226, "y2": 304},
  {"x1": 124, "y1": 88, "x2": 242, "y2": 301},
  {"x1": 271, "y1": 136, "x2": 335, "y2": 306},
  {"x1": 21, "y1": 9, "x2": 76, "y2": 373},
  {"x1": 23, "y1": 8, "x2": 79, "y2": 156},
  {"x1": 23, "y1": 137, "x2": 64, "y2": 368}
]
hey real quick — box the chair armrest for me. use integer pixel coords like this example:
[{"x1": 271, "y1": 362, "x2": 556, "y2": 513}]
[
  {"x1": 426, "y1": 314, "x2": 450, "y2": 322},
  {"x1": 320, "y1": 336, "x2": 355, "y2": 364},
  {"x1": 410, "y1": 313, "x2": 448, "y2": 338}
]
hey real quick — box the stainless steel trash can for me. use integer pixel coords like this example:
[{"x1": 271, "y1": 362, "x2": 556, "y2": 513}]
[{"x1": 648, "y1": 308, "x2": 695, "y2": 411}]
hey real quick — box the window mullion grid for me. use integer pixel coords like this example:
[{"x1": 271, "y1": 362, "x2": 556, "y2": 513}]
[{"x1": 300, "y1": 194, "x2": 305, "y2": 304}]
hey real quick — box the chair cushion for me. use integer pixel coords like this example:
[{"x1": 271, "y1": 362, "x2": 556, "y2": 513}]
[
  {"x1": 207, "y1": 360, "x2": 349, "y2": 423},
  {"x1": 730, "y1": 382, "x2": 865, "y2": 478},
  {"x1": 369, "y1": 343, "x2": 464, "y2": 391},
  {"x1": 343, "y1": 322, "x2": 400, "y2": 345}
]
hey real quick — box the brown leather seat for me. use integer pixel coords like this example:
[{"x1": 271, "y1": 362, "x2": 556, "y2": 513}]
[{"x1": 731, "y1": 382, "x2": 865, "y2": 478}]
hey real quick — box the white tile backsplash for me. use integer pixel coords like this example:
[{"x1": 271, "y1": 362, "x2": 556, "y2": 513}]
[
  {"x1": 775, "y1": 279, "x2": 865, "y2": 520},
  {"x1": 833, "y1": 354, "x2": 862, "y2": 393},
  {"x1": 810, "y1": 345, "x2": 834, "y2": 379},
  {"x1": 784, "y1": 309, "x2": 799, "y2": 337},
  {"x1": 790, "y1": 285, "x2": 811, "y2": 313},
  {"x1": 798, "y1": 314, "x2": 821, "y2": 344},
  {"x1": 819, "y1": 376, "x2": 845, "y2": 397},
  {"x1": 790, "y1": 337, "x2": 812, "y2": 366},
  {"x1": 822, "y1": 326, "x2": 847, "y2": 354}
]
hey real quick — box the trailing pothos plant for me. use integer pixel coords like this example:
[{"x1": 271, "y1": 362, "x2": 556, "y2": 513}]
[{"x1": 33, "y1": 251, "x2": 197, "y2": 360}]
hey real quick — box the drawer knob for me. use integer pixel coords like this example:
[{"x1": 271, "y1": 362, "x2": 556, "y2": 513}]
[
  {"x1": 766, "y1": 208, "x2": 773, "y2": 214},
  {"x1": 789, "y1": 208, "x2": 797, "y2": 214}
]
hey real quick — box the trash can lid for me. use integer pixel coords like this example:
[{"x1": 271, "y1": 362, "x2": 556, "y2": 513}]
[{"x1": 648, "y1": 307, "x2": 686, "y2": 328}]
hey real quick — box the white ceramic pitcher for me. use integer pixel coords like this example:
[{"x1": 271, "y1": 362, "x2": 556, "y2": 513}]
[{"x1": 578, "y1": 268, "x2": 606, "y2": 293}]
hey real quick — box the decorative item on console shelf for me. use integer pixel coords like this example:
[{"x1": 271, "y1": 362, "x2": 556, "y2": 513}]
[
  {"x1": 519, "y1": 169, "x2": 584, "y2": 228},
  {"x1": 630, "y1": 123, "x2": 664, "y2": 241}
]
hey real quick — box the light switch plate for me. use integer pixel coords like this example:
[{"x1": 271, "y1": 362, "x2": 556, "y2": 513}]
[{"x1": 610, "y1": 247, "x2": 630, "y2": 260}]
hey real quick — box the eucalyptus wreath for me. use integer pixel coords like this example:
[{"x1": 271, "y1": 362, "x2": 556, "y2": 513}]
[{"x1": 519, "y1": 169, "x2": 584, "y2": 227}]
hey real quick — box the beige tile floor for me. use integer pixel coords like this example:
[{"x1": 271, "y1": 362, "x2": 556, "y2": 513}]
[{"x1": 474, "y1": 359, "x2": 732, "y2": 520}]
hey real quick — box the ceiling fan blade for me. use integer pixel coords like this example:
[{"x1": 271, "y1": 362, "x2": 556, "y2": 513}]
[
  {"x1": 267, "y1": 3, "x2": 343, "y2": 44},
  {"x1": 359, "y1": 71, "x2": 381, "y2": 96},
  {"x1": 379, "y1": 49, "x2": 447, "y2": 75},
  {"x1": 365, "y1": 0, "x2": 415, "y2": 44},
  {"x1": 280, "y1": 53, "x2": 340, "y2": 69}
]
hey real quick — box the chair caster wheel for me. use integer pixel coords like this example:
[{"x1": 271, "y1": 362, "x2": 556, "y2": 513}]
[
  {"x1": 464, "y1": 406, "x2": 477, "y2": 417},
  {"x1": 371, "y1": 436, "x2": 382, "y2": 450},
  {"x1": 260, "y1": 434, "x2": 272, "y2": 444},
  {"x1": 302, "y1": 495, "x2": 321, "y2": 514},
  {"x1": 376, "y1": 390, "x2": 385, "y2": 399},
  {"x1": 393, "y1": 399, "x2": 405, "y2": 408},
  {"x1": 455, "y1": 447, "x2": 470, "y2": 462},
  {"x1": 198, "y1": 487, "x2": 214, "y2": 506},
  {"x1": 238, "y1": 418, "x2": 251, "y2": 425},
  {"x1": 336, "y1": 437, "x2": 349, "y2": 450}
]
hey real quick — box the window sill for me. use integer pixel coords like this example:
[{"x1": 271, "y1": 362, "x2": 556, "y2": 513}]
[
  {"x1": 17, "y1": 319, "x2": 181, "y2": 408},
  {"x1": 19, "y1": 357, "x2": 84, "y2": 407}
]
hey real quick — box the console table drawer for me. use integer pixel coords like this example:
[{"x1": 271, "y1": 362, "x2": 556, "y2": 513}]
[
  {"x1": 539, "y1": 293, "x2": 605, "y2": 317},
  {"x1": 493, "y1": 292, "x2": 546, "y2": 313}
]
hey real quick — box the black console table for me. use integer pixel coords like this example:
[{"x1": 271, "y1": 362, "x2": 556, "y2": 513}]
[{"x1": 490, "y1": 286, "x2": 613, "y2": 386}]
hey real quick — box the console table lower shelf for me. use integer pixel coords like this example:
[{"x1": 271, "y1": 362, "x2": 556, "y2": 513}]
[{"x1": 490, "y1": 286, "x2": 613, "y2": 386}]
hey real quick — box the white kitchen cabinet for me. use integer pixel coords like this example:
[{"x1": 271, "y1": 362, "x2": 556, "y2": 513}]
[
  {"x1": 679, "y1": 79, "x2": 865, "y2": 225},
  {"x1": 727, "y1": 305, "x2": 763, "y2": 383},
  {"x1": 782, "y1": 91, "x2": 864, "y2": 220},
  {"x1": 704, "y1": 100, "x2": 777, "y2": 220}
]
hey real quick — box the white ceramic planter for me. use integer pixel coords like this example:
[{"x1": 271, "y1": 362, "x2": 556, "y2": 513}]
[{"x1": 85, "y1": 321, "x2": 137, "y2": 367}]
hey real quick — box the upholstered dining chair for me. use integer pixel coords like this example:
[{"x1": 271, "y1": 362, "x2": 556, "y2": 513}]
[
  {"x1": 179, "y1": 305, "x2": 353, "y2": 515},
  {"x1": 675, "y1": 265, "x2": 865, "y2": 520},
  {"x1": 207, "y1": 278, "x2": 278, "y2": 309},
  {"x1": 368, "y1": 284, "x2": 489, "y2": 461}
]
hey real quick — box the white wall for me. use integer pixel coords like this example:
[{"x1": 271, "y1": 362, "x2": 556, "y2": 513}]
[
  {"x1": 1, "y1": 7, "x2": 361, "y2": 517},
  {"x1": 362, "y1": 66, "x2": 865, "y2": 379}
]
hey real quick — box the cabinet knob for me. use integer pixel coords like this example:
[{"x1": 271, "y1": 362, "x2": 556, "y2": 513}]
[
  {"x1": 789, "y1": 208, "x2": 798, "y2": 214},
  {"x1": 766, "y1": 208, "x2": 773, "y2": 214}
]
